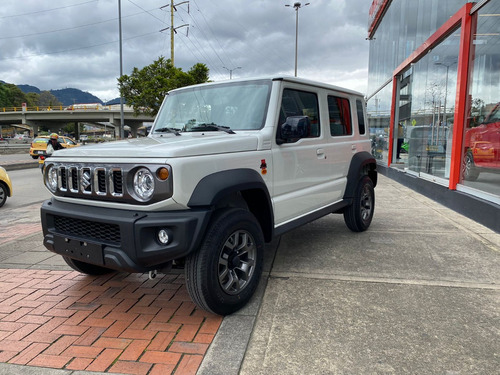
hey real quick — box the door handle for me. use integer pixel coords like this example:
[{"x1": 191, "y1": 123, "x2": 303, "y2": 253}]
[{"x1": 316, "y1": 148, "x2": 326, "y2": 159}]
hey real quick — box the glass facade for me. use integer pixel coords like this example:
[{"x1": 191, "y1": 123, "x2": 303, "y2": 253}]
[
  {"x1": 367, "y1": 82, "x2": 392, "y2": 164},
  {"x1": 367, "y1": 0, "x2": 500, "y2": 204},
  {"x1": 398, "y1": 29, "x2": 460, "y2": 181},
  {"x1": 367, "y1": 0, "x2": 467, "y2": 95},
  {"x1": 460, "y1": 1, "x2": 500, "y2": 200}
]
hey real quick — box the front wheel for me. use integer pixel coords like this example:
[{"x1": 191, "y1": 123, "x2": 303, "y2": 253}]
[
  {"x1": 0, "y1": 183, "x2": 7, "y2": 207},
  {"x1": 185, "y1": 208, "x2": 264, "y2": 315},
  {"x1": 344, "y1": 176, "x2": 375, "y2": 232},
  {"x1": 63, "y1": 256, "x2": 115, "y2": 275}
]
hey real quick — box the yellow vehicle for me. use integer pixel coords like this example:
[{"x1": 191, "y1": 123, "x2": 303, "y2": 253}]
[
  {"x1": 29, "y1": 135, "x2": 79, "y2": 159},
  {"x1": 0, "y1": 166, "x2": 13, "y2": 207}
]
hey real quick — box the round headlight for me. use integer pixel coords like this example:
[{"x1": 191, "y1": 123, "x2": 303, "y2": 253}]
[
  {"x1": 46, "y1": 166, "x2": 58, "y2": 193},
  {"x1": 133, "y1": 168, "x2": 155, "y2": 201}
]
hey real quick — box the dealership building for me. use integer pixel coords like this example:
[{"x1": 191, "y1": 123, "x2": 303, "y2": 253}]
[{"x1": 366, "y1": 0, "x2": 499, "y2": 231}]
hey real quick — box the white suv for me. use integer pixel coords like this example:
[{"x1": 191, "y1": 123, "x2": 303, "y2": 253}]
[{"x1": 41, "y1": 77, "x2": 377, "y2": 315}]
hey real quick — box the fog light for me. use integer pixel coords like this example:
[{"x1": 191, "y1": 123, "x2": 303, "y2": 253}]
[{"x1": 158, "y1": 229, "x2": 170, "y2": 244}]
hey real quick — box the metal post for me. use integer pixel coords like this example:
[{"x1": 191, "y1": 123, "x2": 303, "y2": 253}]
[
  {"x1": 118, "y1": 0, "x2": 125, "y2": 139},
  {"x1": 171, "y1": 0, "x2": 174, "y2": 65},
  {"x1": 294, "y1": 5, "x2": 299, "y2": 77},
  {"x1": 286, "y1": 2, "x2": 310, "y2": 77}
]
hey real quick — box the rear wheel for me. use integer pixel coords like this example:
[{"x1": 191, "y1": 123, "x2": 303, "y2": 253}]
[
  {"x1": 463, "y1": 151, "x2": 479, "y2": 181},
  {"x1": 185, "y1": 208, "x2": 264, "y2": 315},
  {"x1": 31, "y1": 155, "x2": 39, "y2": 159},
  {"x1": 63, "y1": 256, "x2": 115, "y2": 275},
  {"x1": 344, "y1": 176, "x2": 375, "y2": 232}
]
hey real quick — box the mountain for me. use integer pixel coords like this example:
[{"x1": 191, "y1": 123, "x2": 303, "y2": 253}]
[
  {"x1": 49, "y1": 88, "x2": 102, "y2": 106},
  {"x1": 104, "y1": 98, "x2": 122, "y2": 105},
  {"x1": 17, "y1": 84, "x2": 41, "y2": 94},
  {"x1": 17, "y1": 85, "x2": 103, "y2": 106}
]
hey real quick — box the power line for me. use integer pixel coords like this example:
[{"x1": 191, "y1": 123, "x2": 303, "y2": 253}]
[
  {"x1": 190, "y1": 0, "x2": 234, "y2": 68},
  {"x1": 0, "y1": 8, "x2": 161, "y2": 40},
  {"x1": 0, "y1": 0, "x2": 98, "y2": 19},
  {"x1": 0, "y1": 31, "x2": 158, "y2": 61},
  {"x1": 127, "y1": 0, "x2": 166, "y2": 25}
]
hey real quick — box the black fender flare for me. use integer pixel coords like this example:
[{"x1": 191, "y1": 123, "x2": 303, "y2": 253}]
[
  {"x1": 188, "y1": 169, "x2": 274, "y2": 241},
  {"x1": 343, "y1": 151, "x2": 377, "y2": 199}
]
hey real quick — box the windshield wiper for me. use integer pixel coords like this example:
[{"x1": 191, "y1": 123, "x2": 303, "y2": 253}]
[
  {"x1": 153, "y1": 127, "x2": 181, "y2": 136},
  {"x1": 191, "y1": 123, "x2": 235, "y2": 134}
]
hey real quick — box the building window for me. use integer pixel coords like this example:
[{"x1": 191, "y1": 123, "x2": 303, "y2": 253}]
[{"x1": 460, "y1": 0, "x2": 500, "y2": 200}]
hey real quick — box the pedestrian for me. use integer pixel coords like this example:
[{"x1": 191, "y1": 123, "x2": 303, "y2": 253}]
[
  {"x1": 396, "y1": 123, "x2": 404, "y2": 160},
  {"x1": 46, "y1": 133, "x2": 63, "y2": 155}
]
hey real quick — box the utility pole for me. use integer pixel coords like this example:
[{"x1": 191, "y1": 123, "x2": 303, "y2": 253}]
[{"x1": 160, "y1": 1, "x2": 189, "y2": 66}]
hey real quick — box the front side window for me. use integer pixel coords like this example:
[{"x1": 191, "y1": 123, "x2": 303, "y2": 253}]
[
  {"x1": 328, "y1": 96, "x2": 352, "y2": 136},
  {"x1": 277, "y1": 89, "x2": 320, "y2": 141}
]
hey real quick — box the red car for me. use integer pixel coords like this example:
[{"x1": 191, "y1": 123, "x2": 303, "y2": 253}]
[{"x1": 463, "y1": 102, "x2": 500, "y2": 181}]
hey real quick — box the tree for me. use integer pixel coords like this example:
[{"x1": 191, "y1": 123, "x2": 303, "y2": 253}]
[
  {"x1": 0, "y1": 83, "x2": 28, "y2": 108},
  {"x1": 118, "y1": 57, "x2": 209, "y2": 116},
  {"x1": 26, "y1": 92, "x2": 40, "y2": 107},
  {"x1": 39, "y1": 91, "x2": 62, "y2": 107}
]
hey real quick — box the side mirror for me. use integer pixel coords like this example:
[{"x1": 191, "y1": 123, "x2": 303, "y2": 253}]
[{"x1": 276, "y1": 116, "x2": 311, "y2": 145}]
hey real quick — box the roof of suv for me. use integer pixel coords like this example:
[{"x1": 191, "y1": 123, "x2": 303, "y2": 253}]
[{"x1": 169, "y1": 76, "x2": 365, "y2": 97}]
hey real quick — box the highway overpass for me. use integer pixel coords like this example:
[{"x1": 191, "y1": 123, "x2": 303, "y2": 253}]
[{"x1": 0, "y1": 106, "x2": 155, "y2": 138}]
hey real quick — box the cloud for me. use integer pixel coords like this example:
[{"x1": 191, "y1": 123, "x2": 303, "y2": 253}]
[{"x1": 0, "y1": 0, "x2": 372, "y2": 100}]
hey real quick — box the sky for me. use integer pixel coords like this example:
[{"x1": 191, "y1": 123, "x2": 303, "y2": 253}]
[{"x1": 0, "y1": 0, "x2": 373, "y2": 102}]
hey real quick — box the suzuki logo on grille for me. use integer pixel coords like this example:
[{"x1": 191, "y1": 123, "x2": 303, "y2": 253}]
[{"x1": 81, "y1": 170, "x2": 91, "y2": 192}]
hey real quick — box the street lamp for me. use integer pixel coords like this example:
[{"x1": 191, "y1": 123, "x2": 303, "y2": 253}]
[
  {"x1": 118, "y1": 0, "x2": 125, "y2": 139},
  {"x1": 434, "y1": 61, "x2": 457, "y2": 126},
  {"x1": 285, "y1": 2, "x2": 310, "y2": 77},
  {"x1": 222, "y1": 66, "x2": 242, "y2": 79}
]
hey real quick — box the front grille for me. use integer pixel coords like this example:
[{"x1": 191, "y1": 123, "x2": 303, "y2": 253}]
[
  {"x1": 111, "y1": 169, "x2": 123, "y2": 196},
  {"x1": 53, "y1": 165, "x2": 124, "y2": 198},
  {"x1": 44, "y1": 162, "x2": 172, "y2": 204},
  {"x1": 54, "y1": 215, "x2": 121, "y2": 245}
]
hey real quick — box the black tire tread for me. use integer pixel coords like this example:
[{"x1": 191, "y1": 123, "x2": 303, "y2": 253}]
[
  {"x1": 344, "y1": 176, "x2": 375, "y2": 232},
  {"x1": 185, "y1": 208, "x2": 264, "y2": 315}
]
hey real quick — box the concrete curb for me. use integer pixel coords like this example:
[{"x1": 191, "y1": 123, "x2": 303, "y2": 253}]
[{"x1": 3, "y1": 162, "x2": 39, "y2": 171}]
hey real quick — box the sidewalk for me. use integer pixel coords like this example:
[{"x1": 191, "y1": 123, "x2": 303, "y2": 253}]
[
  {"x1": 0, "y1": 175, "x2": 498, "y2": 375},
  {"x1": 0, "y1": 152, "x2": 38, "y2": 171}
]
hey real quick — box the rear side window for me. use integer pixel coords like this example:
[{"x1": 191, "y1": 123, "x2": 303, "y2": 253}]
[
  {"x1": 278, "y1": 89, "x2": 320, "y2": 138},
  {"x1": 356, "y1": 99, "x2": 366, "y2": 135},
  {"x1": 328, "y1": 96, "x2": 352, "y2": 136}
]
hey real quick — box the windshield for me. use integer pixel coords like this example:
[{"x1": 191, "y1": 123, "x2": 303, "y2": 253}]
[{"x1": 152, "y1": 80, "x2": 272, "y2": 134}]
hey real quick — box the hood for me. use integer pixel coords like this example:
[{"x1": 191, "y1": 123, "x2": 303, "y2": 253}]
[{"x1": 55, "y1": 132, "x2": 259, "y2": 159}]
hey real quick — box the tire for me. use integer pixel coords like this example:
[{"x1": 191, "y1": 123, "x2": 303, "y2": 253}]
[
  {"x1": 344, "y1": 176, "x2": 375, "y2": 232},
  {"x1": 31, "y1": 155, "x2": 39, "y2": 159},
  {"x1": 185, "y1": 208, "x2": 264, "y2": 315},
  {"x1": 0, "y1": 183, "x2": 7, "y2": 208},
  {"x1": 63, "y1": 256, "x2": 115, "y2": 275},
  {"x1": 463, "y1": 151, "x2": 479, "y2": 181}
]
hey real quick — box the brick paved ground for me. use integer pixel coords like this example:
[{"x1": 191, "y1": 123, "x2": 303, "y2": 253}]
[{"x1": 0, "y1": 268, "x2": 222, "y2": 374}]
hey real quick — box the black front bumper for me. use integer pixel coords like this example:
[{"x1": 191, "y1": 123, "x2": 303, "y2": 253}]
[{"x1": 41, "y1": 198, "x2": 211, "y2": 273}]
